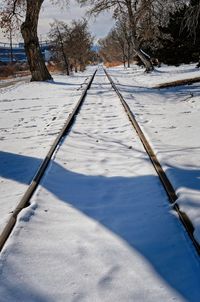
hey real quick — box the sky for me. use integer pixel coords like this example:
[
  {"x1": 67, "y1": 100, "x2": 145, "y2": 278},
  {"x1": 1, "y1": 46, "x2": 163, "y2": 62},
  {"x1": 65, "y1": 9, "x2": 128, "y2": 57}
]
[{"x1": 0, "y1": 0, "x2": 114, "y2": 43}]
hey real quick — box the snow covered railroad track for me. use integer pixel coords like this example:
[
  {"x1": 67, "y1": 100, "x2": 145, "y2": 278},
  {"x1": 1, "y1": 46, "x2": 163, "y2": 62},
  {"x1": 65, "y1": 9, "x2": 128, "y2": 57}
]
[
  {"x1": 1, "y1": 67, "x2": 200, "y2": 301},
  {"x1": 104, "y1": 68, "x2": 200, "y2": 256},
  {"x1": 0, "y1": 69, "x2": 97, "y2": 252}
]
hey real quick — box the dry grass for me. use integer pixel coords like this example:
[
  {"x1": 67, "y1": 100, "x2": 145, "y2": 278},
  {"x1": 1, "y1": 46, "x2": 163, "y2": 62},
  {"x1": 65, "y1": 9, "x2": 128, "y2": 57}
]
[
  {"x1": 47, "y1": 62, "x2": 62, "y2": 73},
  {"x1": 105, "y1": 61, "x2": 122, "y2": 68},
  {"x1": 0, "y1": 63, "x2": 30, "y2": 80}
]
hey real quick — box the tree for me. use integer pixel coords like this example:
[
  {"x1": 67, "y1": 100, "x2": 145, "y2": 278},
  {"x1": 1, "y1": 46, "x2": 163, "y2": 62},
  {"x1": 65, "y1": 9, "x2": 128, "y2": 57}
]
[
  {"x1": 21, "y1": 0, "x2": 53, "y2": 81},
  {"x1": 98, "y1": 20, "x2": 134, "y2": 68},
  {"x1": 99, "y1": 29, "x2": 126, "y2": 66},
  {"x1": 49, "y1": 19, "x2": 93, "y2": 73},
  {"x1": 78, "y1": 0, "x2": 155, "y2": 71},
  {"x1": 79, "y1": 0, "x2": 186, "y2": 71},
  {"x1": 183, "y1": 0, "x2": 200, "y2": 66},
  {"x1": 115, "y1": 15, "x2": 133, "y2": 67},
  {"x1": 0, "y1": 21, "x2": 14, "y2": 63},
  {"x1": 49, "y1": 21, "x2": 70, "y2": 75},
  {"x1": 0, "y1": 1, "x2": 22, "y2": 63},
  {"x1": 0, "y1": 0, "x2": 68, "y2": 81},
  {"x1": 150, "y1": 1, "x2": 200, "y2": 66},
  {"x1": 68, "y1": 19, "x2": 93, "y2": 72},
  {"x1": 183, "y1": 0, "x2": 200, "y2": 38}
]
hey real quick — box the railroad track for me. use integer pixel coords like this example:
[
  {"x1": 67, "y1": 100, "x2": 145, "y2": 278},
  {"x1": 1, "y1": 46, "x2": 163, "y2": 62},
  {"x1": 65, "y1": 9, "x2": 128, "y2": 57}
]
[
  {"x1": 104, "y1": 68, "x2": 200, "y2": 255},
  {"x1": 0, "y1": 69, "x2": 97, "y2": 252},
  {"x1": 0, "y1": 66, "x2": 199, "y2": 258}
]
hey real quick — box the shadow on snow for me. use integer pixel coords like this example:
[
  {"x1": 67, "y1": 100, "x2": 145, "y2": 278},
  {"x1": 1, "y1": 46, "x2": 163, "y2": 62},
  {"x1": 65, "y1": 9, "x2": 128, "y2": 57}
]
[{"x1": 0, "y1": 150, "x2": 200, "y2": 301}]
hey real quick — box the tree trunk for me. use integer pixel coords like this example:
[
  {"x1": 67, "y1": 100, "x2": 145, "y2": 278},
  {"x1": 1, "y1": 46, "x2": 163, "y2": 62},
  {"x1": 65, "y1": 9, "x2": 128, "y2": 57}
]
[
  {"x1": 127, "y1": 43, "x2": 131, "y2": 68},
  {"x1": 56, "y1": 26, "x2": 70, "y2": 75},
  {"x1": 122, "y1": 47, "x2": 126, "y2": 68},
  {"x1": 196, "y1": 56, "x2": 200, "y2": 68},
  {"x1": 21, "y1": 0, "x2": 52, "y2": 81},
  {"x1": 74, "y1": 60, "x2": 78, "y2": 73},
  {"x1": 63, "y1": 55, "x2": 70, "y2": 75},
  {"x1": 131, "y1": 39, "x2": 153, "y2": 72},
  {"x1": 79, "y1": 57, "x2": 86, "y2": 72},
  {"x1": 134, "y1": 48, "x2": 154, "y2": 72},
  {"x1": 123, "y1": 58, "x2": 126, "y2": 68},
  {"x1": 126, "y1": 1, "x2": 153, "y2": 72}
]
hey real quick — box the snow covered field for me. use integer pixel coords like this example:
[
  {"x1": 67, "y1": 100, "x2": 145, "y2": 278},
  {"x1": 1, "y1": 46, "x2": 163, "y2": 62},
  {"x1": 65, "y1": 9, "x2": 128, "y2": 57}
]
[
  {"x1": 0, "y1": 65, "x2": 200, "y2": 301},
  {"x1": 110, "y1": 63, "x2": 200, "y2": 87},
  {"x1": 0, "y1": 76, "x2": 30, "y2": 89},
  {"x1": 108, "y1": 64, "x2": 200, "y2": 244}
]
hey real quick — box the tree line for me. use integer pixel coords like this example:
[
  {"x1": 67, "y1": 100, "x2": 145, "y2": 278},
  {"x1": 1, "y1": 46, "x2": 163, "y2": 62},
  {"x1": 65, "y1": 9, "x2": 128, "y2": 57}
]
[
  {"x1": 98, "y1": 0, "x2": 200, "y2": 68},
  {"x1": 0, "y1": 0, "x2": 199, "y2": 81}
]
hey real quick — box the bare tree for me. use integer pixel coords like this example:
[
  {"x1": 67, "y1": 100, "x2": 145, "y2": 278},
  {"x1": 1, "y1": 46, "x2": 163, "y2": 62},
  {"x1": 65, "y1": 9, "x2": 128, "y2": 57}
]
[
  {"x1": 78, "y1": 0, "x2": 185, "y2": 71},
  {"x1": 49, "y1": 19, "x2": 93, "y2": 73},
  {"x1": 0, "y1": 1, "x2": 22, "y2": 63},
  {"x1": 115, "y1": 15, "x2": 133, "y2": 67},
  {"x1": 0, "y1": 22, "x2": 14, "y2": 63},
  {"x1": 21, "y1": 0, "x2": 53, "y2": 81},
  {"x1": 0, "y1": 0, "x2": 69, "y2": 81},
  {"x1": 99, "y1": 29, "x2": 126, "y2": 66},
  {"x1": 66, "y1": 20, "x2": 93, "y2": 72},
  {"x1": 99, "y1": 20, "x2": 134, "y2": 68},
  {"x1": 49, "y1": 21, "x2": 70, "y2": 75},
  {"x1": 78, "y1": 0, "x2": 154, "y2": 71}
]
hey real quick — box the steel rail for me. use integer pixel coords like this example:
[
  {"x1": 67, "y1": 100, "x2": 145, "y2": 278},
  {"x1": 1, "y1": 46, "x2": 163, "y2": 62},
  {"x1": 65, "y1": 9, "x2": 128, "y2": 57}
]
[
  {"x1": 104, "y1": 68, "x2": 200, "y2": 255},
  {"x1": 0, "y1": 69, "x2": 97, "y2": 252}
]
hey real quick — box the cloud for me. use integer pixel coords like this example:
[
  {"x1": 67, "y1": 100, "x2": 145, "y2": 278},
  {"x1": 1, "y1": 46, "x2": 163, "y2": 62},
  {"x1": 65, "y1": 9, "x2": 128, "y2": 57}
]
[
  {"x1": 0, "y1": 0, "x2": 114, "y2": 42},
  {"x1": 39, "y1": 1, "x2": 114, "y2": 40}
]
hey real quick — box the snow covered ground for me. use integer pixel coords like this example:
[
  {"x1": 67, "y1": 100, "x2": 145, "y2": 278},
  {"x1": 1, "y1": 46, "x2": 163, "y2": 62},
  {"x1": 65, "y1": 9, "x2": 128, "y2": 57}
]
[
  {"x1": 110, "y1": 63, "x2": 200, "y2": 87},
  {"x1": 0, "y1": 67, "x2": 200, "y2": 301},
  {"x1": 108, "y1": 64, "x2": 200, "y2": 244},
  {"x1": 0, "y1": 70, "x2": 93, "y2": 233},
  {"x1": 0, "y1": 76, "x2": 30, "y2": 89}
]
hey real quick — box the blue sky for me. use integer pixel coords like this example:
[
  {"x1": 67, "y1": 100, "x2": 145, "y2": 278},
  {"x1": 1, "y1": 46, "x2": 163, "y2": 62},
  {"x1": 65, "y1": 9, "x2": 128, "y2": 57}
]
[{"x1": 0, "y1": 0, "x2": 114, "y2": 43}]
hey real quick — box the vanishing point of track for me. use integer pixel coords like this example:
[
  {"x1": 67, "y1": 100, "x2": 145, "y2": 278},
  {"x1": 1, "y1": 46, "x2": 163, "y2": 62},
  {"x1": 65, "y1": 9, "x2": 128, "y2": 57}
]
[{"x1": 0, "y1": 67, "x2": 199, "y2": 256}]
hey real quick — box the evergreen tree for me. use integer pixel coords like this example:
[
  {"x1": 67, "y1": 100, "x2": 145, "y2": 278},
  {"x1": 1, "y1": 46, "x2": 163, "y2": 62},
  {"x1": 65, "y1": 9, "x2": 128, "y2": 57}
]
[{"x1": 155, "y1": 4, "x2": 200, "y2": 65}]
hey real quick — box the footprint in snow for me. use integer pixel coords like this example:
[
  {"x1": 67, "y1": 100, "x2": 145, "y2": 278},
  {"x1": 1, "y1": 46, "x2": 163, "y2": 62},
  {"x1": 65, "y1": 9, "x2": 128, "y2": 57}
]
[{"x1": 142, "y1": 120, "x2": 150, "y2": 124}]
